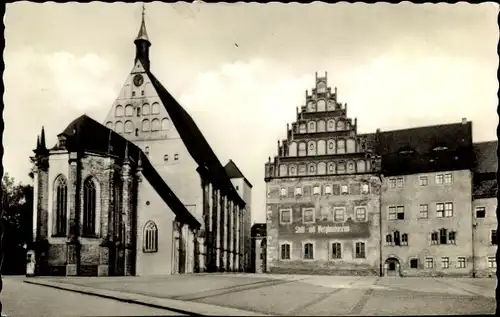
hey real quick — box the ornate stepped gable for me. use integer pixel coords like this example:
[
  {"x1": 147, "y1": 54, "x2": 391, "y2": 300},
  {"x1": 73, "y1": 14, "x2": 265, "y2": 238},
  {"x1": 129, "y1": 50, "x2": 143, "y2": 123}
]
[{"x1": 265, "y1": 72, "x2": 380, "y2": 180}]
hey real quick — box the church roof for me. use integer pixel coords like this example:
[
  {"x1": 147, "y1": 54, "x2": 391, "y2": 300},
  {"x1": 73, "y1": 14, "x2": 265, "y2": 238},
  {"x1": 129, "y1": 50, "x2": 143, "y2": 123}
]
[
  {"x1": 146, "y1": 71, "x2": 246, "y2": 208},
  {"x1": 58, "y1": 115, "x2": 201, "y2": 230},
  {"x1": 224, "y1": 159, "x2": 253, "y2": 188}
]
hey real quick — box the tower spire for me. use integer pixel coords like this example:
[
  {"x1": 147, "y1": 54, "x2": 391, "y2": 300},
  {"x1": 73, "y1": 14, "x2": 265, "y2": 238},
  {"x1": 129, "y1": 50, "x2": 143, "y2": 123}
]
[{"x1": 134, "y1": 3, "x2": 151, "y2": 71}]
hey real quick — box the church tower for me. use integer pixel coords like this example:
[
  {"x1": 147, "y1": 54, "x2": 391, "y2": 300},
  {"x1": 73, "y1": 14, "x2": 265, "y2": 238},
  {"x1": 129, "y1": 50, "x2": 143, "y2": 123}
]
[{"x1": 103, "y1": 6, "x2": 201, "y2": 221}]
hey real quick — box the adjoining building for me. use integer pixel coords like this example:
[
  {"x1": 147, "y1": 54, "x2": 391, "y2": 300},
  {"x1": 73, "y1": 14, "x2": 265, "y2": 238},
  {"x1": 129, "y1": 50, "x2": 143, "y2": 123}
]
[
  {"x1": 29, "y1": 9, "x2": 252, "y2": 277},
  {"x1": 264, "y1": 72, "x2": 497, "y2": 277}
]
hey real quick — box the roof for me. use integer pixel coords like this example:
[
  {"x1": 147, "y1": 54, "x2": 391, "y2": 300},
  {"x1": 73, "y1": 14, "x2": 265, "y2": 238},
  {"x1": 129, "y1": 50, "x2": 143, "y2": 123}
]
[
  {"x1": 367, "y1": 122, "x2": 474, "y2": 176},
  {"x1": 473, "y1": 172, "x2": 497, "y2": 199},
  {"x1": 224, "y1": 159, "x2": 253, "y2": 188},
  {"x1": 474, "y1": 141, "x2": 497, "y2": 173},
  {"x1": 146, "y1": 70, "x2": 246, "y2": 208},
  {"x1": 56, "y1": 115, "x2": 201, "y2": 229}
]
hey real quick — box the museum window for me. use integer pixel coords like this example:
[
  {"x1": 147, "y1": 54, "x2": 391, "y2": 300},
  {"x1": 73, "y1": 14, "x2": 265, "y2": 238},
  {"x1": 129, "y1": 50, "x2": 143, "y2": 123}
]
[
  {"x1": 295, "y1": 187, "x2": 303, "y2": 196},
  {"x1": 331, "y1": 242, "x2": 342, "y2": 259},
  {"x1": 419, "y1": 204, "x2": 428, "y2": 219},
  {"x1": 334, "y1": 208, "x2": 345, "y2": 222},
  {"x1": 441, "y1": 257, "x2": 449, "y2": 269},
  {"x1": 355, "y1": 207, "x2": 367, "y2": 222},
  {"x1": 410, "y1": 259, "x2": 418, "y2": 269},
  {"x1": 280, "y1": 209, "x2": 292, "y2": 224},
  {"x1": 385, "y1": 234, "x2": 393, "y2": 246},
  {"x1": 53, "y1": 175, "x2": 68, "y2": 237},
  {"x1": 303, "y1": 208, "x2": 315, "y2": 224},
  {"x1": 476, "y1": 207, "x2": 486, "y2": 218},
  {"x1": 491, "y1": 230, "x2": 497, "y2": 245},
  {"x1": 355, "y1": 242, "x2": 365, "y2": 259},
  {"x1": 82, "y1": 177, "x2": 97, "y2": 237},
  {"x1": 419, "y1": 176, "x2": 428, "y2": 186},
  {"x1": 457, "y1": 257, "x2": 466, "y2": 268},
  {"x1": 280, "y1": 243, "x2": 291, "y2": 260},
  {"x1": 401, "y1": 233, "x2": 408, "y2": 246},
  {"x1": 313, "y1": 185, "x2": 320, "y2": 195},
  {"x1": 488, "y1": 257, "x2": 496, "y2": 268},
  {"x1": 303, "y1": 243, "x2": 314, "y2": 260},
  {"x1": 425, "y1": 257, "x2": 434, "y2": 268},
  {"x1": 143, "y1": 221, "x2": 158, "y2": 253}
]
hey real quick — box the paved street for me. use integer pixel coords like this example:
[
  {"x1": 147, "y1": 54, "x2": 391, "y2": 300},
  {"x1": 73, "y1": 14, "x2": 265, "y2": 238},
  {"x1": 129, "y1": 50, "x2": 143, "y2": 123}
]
[
  {"x1": 19, "y1": 273, "x2": 496, "y2": 316},
  {"x1": 0, "y1": 276, "x2": 183, "y2": 317}
]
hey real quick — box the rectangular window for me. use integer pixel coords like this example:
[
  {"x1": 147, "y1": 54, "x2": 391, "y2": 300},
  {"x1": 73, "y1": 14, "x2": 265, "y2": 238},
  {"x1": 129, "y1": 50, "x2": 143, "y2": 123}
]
[
  {"x1": 280, "y1": 188, "x2": 287, "y2": 197},
  {"x1": 295, "y1": 187, "x2": 303, "y2": 196},
  {"x1": 334, "y1": 208, "x2": 345, "y2": 222},
  {"x1": 476, "y1": 207, "x2": 486, "y2": 218},
  {"x1": 436, "y1": 203, "x2": 444, "y2": 218},
  {"x1": 331, "y1": 242, "x2": 342, "y2": 259},
  {"x1": 457, "y1": 257, "x2": 466, "y2": 268},
  {"x1": 303, "y1": 208, "x2": 315, "y2": 224},
  {"x1": 396, "y1": 206, "x2": 405, "y2": 220},
  {"x1": 174, "y1": 153, "x2": 179, "y2": 160},
  {"x1": 488, "y1": 257, "x2": 496, "y2": 268},
  {"x1": 448, "y1": 231, "x2": 456, "y2": 244},
  {"x1": 441, "y1": 257, "x2": 449, "y2": 269},
  {"x1": 444, "y1": 173, "x2": 453, "y2": 184},
  {"x1": 419, "y1": 204, "x2": 428, "y2": 218},
  {"x1": 410, "y1": 259, "x2": 418, "y2": 269},
  {"x1": 303, "y1": 185, "x2": 311, "y2": 197},
  {"x1": 313, "y1": 186, "x2": 320, "y2": 195},
  {"x1": 396, "y1": 177, "x2": 404, "y2": 188},
  {"x1": 355, "y1": 242, "x2": 365, "y2": 259},
  {"x1": 280, "y1": 244, "x2": 291, "y2": 260},
  {"x1": 436, "y1": 174, "x2": 444, "y2": 185},
  {"x1": 491, "y1": 230, "x2": 497, "y2": 245},
  {"x1": 389, "y1": 178, "x2": 396, "y2": 189},
  {"x1": 419, "y1": 176, "x2": 428, "y2": 186},
  {"x1": 388, "y1": 207, "x2": 397, "y2": 220},
  {"x1": 341, "y1": 185, "x2": 349, "y2": 194},
  {"x1": 350, "y1": 183, "x2": 361, "y2": 195},
  {"x1": 280, "y1": 209, "x2": 292, "y2": 224},
  {"x1": 431, "y1": 232, "x2": 438, "y2": 245},
  {"x1": 332, "y1": 184, "x2": 340, "y2": 195},
  {"x1": 324, "y1": 185, "x2": 332, "y2": 195},
  {"x1": 444, "y1": 202, "x2": 453, "y2": 217},
  {"x1": 425, "y1": 257, "x2": 434, "y2": 268},
  {"x1": 439, "y1": 229, "x2": 447, "y2": 245},
  {"x1": 163, "y1": 154, "x2": 169, "y2": 161},
  {"x1": 304, "y1": 243, "x2": 314, "y2": 260},
  {"x1": 355, "y1": 207, "x2": 367, "y2": 222},
  {"x1": 401, "y1": 233, "x2": 408, "y2": 246},
  {"x1": 361, "y1": 183, "x2": 370, "y2": 194}
]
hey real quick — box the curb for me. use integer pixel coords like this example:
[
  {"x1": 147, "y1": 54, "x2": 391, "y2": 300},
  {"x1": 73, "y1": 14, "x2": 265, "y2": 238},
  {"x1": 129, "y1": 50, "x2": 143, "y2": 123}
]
[{"x1": 24, "y1": 279, "x2": 271, "y2": 316}]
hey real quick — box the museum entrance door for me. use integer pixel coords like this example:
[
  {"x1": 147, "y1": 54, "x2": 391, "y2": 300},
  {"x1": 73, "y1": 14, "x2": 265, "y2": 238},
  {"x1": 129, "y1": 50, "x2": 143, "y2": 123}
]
[{"x1": 385, "y1": 257, "x2": 401, "y2": 277}]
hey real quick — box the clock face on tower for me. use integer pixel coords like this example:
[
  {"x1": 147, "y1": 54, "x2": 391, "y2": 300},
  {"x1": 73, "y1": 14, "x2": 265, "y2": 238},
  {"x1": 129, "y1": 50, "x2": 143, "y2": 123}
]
[{"x1": 133, "y1": 74, "x2": 144, "y2": 87}]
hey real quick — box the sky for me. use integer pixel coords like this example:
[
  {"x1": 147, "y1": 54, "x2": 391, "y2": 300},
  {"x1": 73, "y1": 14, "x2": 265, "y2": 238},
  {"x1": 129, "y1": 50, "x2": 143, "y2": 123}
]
[{"x1": 4, "y1": 2, "x2": 499, "y2": 224}]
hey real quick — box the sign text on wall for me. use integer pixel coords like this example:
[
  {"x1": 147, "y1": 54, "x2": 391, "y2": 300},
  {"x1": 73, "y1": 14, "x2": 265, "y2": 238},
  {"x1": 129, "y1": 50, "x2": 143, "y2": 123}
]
[{"x1": 294, "y1": 225, "x2": 350, "y2": 234}]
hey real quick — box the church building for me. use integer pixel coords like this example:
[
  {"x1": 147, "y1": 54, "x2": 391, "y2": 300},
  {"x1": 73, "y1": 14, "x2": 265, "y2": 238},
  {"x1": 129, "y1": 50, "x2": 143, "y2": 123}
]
[{"x1": 29, "y1": 9, "x2": 252, "y2": 276}]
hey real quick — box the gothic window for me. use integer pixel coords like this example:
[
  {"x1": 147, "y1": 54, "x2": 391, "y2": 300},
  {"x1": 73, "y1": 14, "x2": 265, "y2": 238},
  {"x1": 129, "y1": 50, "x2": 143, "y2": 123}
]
[
  {"x1": 142, "y1": 103, "x2": 150, "y2": 115},
  {"x1": 115, "y1": 105, "x2": 124, "y2": 117},
  {"x1": 279, "y1": 164, "x2": 288, "y2": 176},
  {"x1": 53, "y1": 175, "x2": 67, "y2": 237},
  {"x1": 346, "y1": 139, "x2": 356, "y2": 153},
  {"x1": 317, "y1": 162, "x2": 326, "y2": 175},
  {"x1": 317, "y1": 120, "x2": 326, "y2": 132},
  {"x1": 308, "y1": 121, "x2": 316, "y2": 133},
  {"x1": 337, "y1": 139, "x2": 346, "y2": 154},
  {"x1": 327, "y1": 120, "x2": 336, "y2": 131},
  {"x1": 143, "y1": 221, "x2": 158, "y2": 253},
  {"x1": 298, "y1": 142, "x2": 307, "y2": 157},
  {"x1": 327, "y1": 162, "x2": 335, "y2": 174},
  {"x1": 357, "y1": 160, "x2": 366, "y2": 173},
  {"x1": 82, "y1": 177, "x2": 97, "y2": 236},
  {"x1": 299, "y1": 123, "x2": 307, "y2": 133},
  {"x1": 115, "y1": 121, "x2": 124, "y2": 134},
  {"x1": 337, "y1": 162, "x2": 346, "y2": 174},
  {"x1": 308, "y1": 141, "x2": 316, "y2": 155},
  {"x1": 327, "y1": 140, "x2": 336, "y2": 154},
  {"x1": 317, "y1": 140, "x2": 326, "y2": 155},
  {"x1": 161, "y1": 118, "x2": 170, "y2": 130},
  {"x1": 151, "y1": 102, "x2": 160, "y2": 115},
  {"x1": 105, "y1": 121, "x2": 113, "y2": 130},
  {"x1": 317, "y1": 99, "x2": 326, "y2": 112},
  {"x1": 142, "y1": 119, "x2": 150, "y2": 132},
  {"x1": 113, "y1": 178, "x2": 123, "y2": 242},
  {"x1": 125, "y1": 120, "x2": 134, "y2": 133},
  {"x1": 125, "y1": 105, "x2": 134, "y2": 117},
  {"x1": 151, "y1": 118, "x2": 161, "y2": 131},
  {"x1": 288, "y1": 142, "x2": 298, "y2": 157}
]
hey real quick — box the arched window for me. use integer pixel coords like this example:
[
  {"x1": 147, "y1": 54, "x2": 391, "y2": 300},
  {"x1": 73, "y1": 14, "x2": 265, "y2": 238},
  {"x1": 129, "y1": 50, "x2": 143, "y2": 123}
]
[
  {"x1": 53, "y1": 175, "x2": 67, "y2": 237},
  {"x1": 137, "y1": 107, "x2": 141, "y2": 117},
  {"x1": 161, "y1": 118, "x2": 170, "y2": 130},
  {"x1": 317, "y1": 140, "x2": 326, "y2": 155},
  {"x1": 337, "y1": 120, "x2": 345, "y2": 131},
  {"x1": 113, "y1": 178, "x2": 123, "y2": 242},
  {"x1": 308, "y1": 121, "x2": 316, "y2": 133},
  {"x1": 386, "y1": 234, "x2": 392, "y2": 244},
  {"x1": 299, "y1": 124, "x2": 307, "y2": 133},
  {"x1": 308, "y1": 141, "x2": 316, "y2": 156},
  {"x1": 151, "y1": 102, "x2": 160, "y2": 114},
  {"x1": 279, "y1": 164, "x2": 288, "y2": 177},
  {"x1": 317, "y1": 162, "x2": 326, "y2": 175},
  {"x1": 105, "y1": 121, "x2": 113, "y2": 130},
  {"x1": 303, "y1": 242, "x2": 314, "y2": 260},
  {"x1": 347, "y1": 161, "x2": 355, "y2": 173},
  {"x1": 327, "y1": 140, "x2": 336, "y2": 154},
  {"x1": 317, "y1": 99, "x2": 326, "y2": 112},
  {"x1": 289, "y1": 142, "x2": 297, "y2": 157},
  {"x1": 289, "y1": 165, "x2": 297, "y2": 176},
  {"x1": 317, "y1": 81, "x2": 326, "y2": 93},
  {"x1": 346, "y1": 139, "x2": 356, "y2": 153},
  {"x1": 337, "y1": 139, "x2": 346, "y2": 154},
  {"x1": 151, "y1": 119, "x2": 161, "y2": 131},
  {"x1": 143, "y1": 221, "x2": 158, "y2": 253},
  {"x1": 298, "y1": 164, "x2": 307, "y2": 176},
  {"x1": 307, "y1": 101, "x2": 316, "y2": 112},
  {"x1": 327, "y1": 162, "x2": 336, "y2": 174},
  {"x1": 125, "y1": 105, "x2": 134, "y2": 117},
  {"x1": 115, "y1": 105, "x2": 124, "y2": 117},
  {"x1": 337, "y1": 162, "x2": 346, "y2": 174},
  {"x1": 317, "y1": 120, "x2": 326, "y2": 132},
  {"x1": 327, "y1": 120, "x2": 336, "y2": 131},
  {"x1": 308, "y1": 163, "x2": 316, "y2": 175},
  {"x1": 142, "y1": 119, "x2": 150, "y2": 132},
  {"x1": 327, "y1": 100, "x2": 335, "y2": 110},
  {"x1": 115, "y1": 121, "x2": 124, "y2": 134},
  {"x1": 125, "y1": 120, "x2": 134, "y2": 133},
  {"x1": 142, "y1": 103, "x2": 150, "y2": 115},
  {"x1": 298, "y1": 142, "x2": 307, "y2": 157},
  {"x1": 357, "y1": 160, "x2": 366, "y2": 173},
  {"x1": 83, "y1": 177, "x2": 97, "y2": 236}
]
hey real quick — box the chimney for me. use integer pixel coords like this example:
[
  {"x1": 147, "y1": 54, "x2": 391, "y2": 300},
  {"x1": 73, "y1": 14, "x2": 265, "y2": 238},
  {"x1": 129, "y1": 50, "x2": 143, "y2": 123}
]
[{"x1": 461, "y1": 117, "x2": 467, "y2": 125}]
